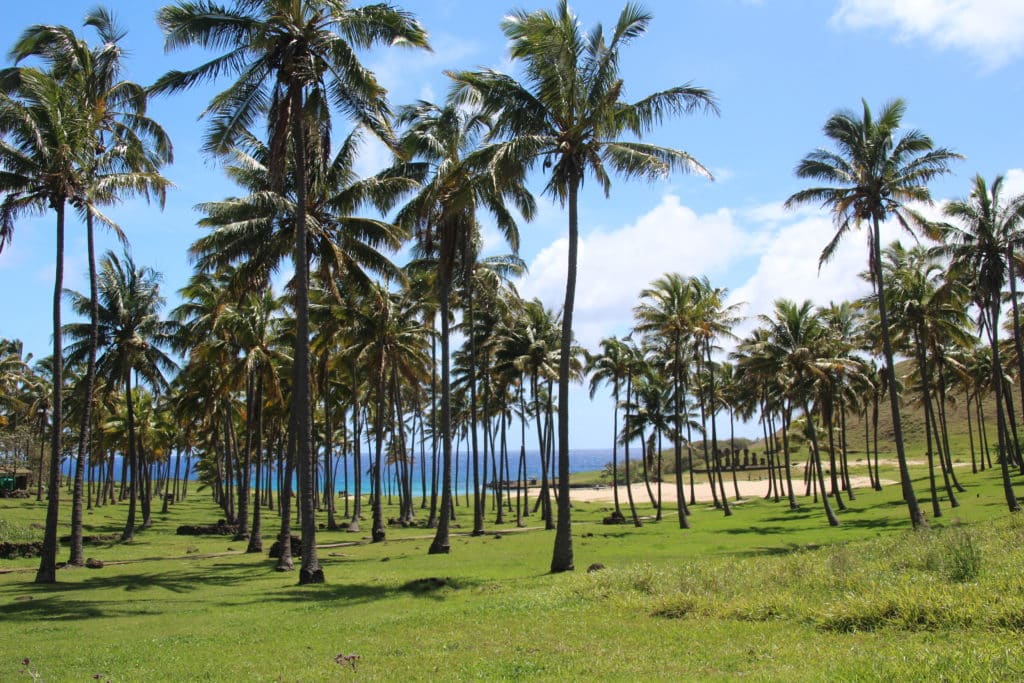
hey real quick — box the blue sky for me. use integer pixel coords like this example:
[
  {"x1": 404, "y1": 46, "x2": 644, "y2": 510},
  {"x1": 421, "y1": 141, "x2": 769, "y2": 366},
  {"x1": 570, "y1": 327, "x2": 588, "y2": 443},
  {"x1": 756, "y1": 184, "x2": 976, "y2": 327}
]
[{"x1": 1, "y1": 0, "x2": 1023, "y2": 447}]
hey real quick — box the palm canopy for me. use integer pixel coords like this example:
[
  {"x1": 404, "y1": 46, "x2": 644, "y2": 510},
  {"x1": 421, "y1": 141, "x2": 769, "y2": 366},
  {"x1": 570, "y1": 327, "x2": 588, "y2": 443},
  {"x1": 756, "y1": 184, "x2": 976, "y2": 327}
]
[
  {"x1": 0, "y1": 65, "x2": 88, "y2": 247},
  {"x1": 937, "y1": 174, "x2": 1024, "y2": 325},
  {"x1": 449, "y1": 0, "x2": 716, "y2": 202},
  {"x1": 64, "y1": 250, "x2": 179, "y2": 393},
  {"x1": 7, "y1": 8, "x2": 173, "y2": 236},
  {"x1": 191, "y1": 126, "x2": 415, "y2": 294},
  {"x1": 153, "y1": 0, "x2": 429, "y2": 160},
  {"x1": 784, "y1": 98, "x2": 960, "y2": 271}
]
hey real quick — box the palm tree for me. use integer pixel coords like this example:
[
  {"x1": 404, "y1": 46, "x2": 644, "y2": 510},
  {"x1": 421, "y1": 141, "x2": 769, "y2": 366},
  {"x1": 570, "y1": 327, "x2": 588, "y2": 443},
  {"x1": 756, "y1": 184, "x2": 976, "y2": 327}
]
[
  {"x1": 880, "y1": 242, "x2": 969, "y2": 514},
  {"x1": 634, "y1": 273, "x2": 696, "y2": 527},
  {"x1": 938, "y1": 175, "x2": 1024, "y2": 512},
  {"x1": 0, "y1": 51, "x2": 93, "y2": 584},
  {"x1": 785, "y1": 98, "x2": 960, "y2": 529},
  {"x1": 586, "y1": 336, "x2": 631, "y2": 522},
  {"x1": 450, "y1": 1, "x2": 716, "y2": 572},
  {"x1": 10, "y1": 7, "x2": 173, "y2": 568},
  {"x1": 395, "y1": 99, "x2": 533, "y2": 553},
  {"x1": 64, "y1": 250, "x2": 177, "y2": 540},
  {"x1": 689, "y1": 275, "x2": 740, "y2": 516},
  {"x1": 154, "y1": 0, "x2": 429, "y2": 585},
  {"x1": 760, "y1": 299, "x2": 840, "y2": 526}
]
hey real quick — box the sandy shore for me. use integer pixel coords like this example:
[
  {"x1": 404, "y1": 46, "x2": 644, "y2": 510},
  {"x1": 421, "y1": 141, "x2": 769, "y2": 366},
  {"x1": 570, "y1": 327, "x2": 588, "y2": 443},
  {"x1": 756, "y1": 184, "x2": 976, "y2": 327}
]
[{"x1": 567, "y1": 475, "x2": 895, "y2": 504}]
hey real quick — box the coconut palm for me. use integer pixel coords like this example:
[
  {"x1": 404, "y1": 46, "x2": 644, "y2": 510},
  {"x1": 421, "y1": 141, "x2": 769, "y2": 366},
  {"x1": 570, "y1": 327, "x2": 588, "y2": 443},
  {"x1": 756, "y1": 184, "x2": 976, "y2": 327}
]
[
  {"x1": 880, "y1": 242, "x2": 970, "y2": 514},
  {"x1": 10, "y1": 8, "x2": 173, "y2": 568},
  {"x1": 0, "y1": 53, "x2": 93, "y2": 583},
  {"x1": 937, "y1": 175, "x2": 1024, "y2": 512},
  {"x1": 64, "y1": 250, "x2": 177, "y2": 539},
  {"x1": 689, "y1": 275, "x2": 741, "y2": 516},
  {"x1": 634, "y1": 273, "x2": 697, "y2": 527},
  {"x1": 785, "y1": 98, "x2": 960, "y2": 528},
  {"x1": 395, "y1": 99, "x2": 533, "y2": 553},
  {"x1": 154, "y1": 0, "x2": 429, "y2": 585},
  {"x1": 759, "y1": 299, "x2": 841, "y2": 526},
  {"x1": 450, "y1": 1, "x2": 716, "y2": 571},
  {"x1": 586, "y1": 336, "x2": 632, "y2": 522}
]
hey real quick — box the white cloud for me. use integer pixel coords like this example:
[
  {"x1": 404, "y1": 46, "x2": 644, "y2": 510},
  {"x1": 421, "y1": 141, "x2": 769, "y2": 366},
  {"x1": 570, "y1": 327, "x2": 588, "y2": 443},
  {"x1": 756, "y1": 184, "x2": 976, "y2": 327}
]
[
  {"x1": 517, "y1": 194, "x2": 763, "y2": 348},
  {"x1": 832, "y1": 0, "x2": 1024, "y2": 69}
]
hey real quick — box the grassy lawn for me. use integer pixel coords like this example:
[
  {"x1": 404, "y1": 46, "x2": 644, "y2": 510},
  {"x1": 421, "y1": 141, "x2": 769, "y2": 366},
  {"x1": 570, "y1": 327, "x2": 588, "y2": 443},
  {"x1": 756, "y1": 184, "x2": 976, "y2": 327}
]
[{"x1": 2, "y1": 462, "x2": 1022, "y2": 681}]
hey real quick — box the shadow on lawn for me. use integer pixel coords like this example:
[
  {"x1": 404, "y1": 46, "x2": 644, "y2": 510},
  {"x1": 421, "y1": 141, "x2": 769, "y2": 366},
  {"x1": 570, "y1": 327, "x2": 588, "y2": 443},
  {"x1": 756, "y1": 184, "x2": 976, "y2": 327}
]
[{"x1": 243, "y1": 574, "x2": 486, "y2": 608}]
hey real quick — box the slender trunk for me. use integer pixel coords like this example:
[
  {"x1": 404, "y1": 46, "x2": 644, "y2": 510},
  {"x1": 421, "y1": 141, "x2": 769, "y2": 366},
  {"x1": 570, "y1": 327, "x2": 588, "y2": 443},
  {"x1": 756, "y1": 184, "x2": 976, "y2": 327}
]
[
  {"x1": 673, "y1": 334, "x2": 690, "y2": 527},
  {"x1": 986, "y1": 293, "x2": 1020, "y2": 512},
  {"x1": 429, "y1": 275, "x2": 454, "y2": 553},
  {"x1": 36, "y1": 201, "x2": 65, "y2": 584},
  {"x1": 781, "y1": 403, "x2": 798, "y2": 508},
  {"x1": 609, "y1": 379, "x2": 623, "y2": 520},
  {"x1": 705, "y1": 343, "x2": 730, "y2": 516},
  {"x1": 804, "y1": 401, "x2": 839, "y2": 526},
  {"x1": 370, "y1": 347, "x2": 388, "y2": 541},
  {"x1": 247, "y1": 377, "x2": 264, "y2": 553},
  {"x1": 872, "y1": 216, "x2": 925, "y2": 527},
  {"x1": 551, "y1": 178, "x2": 578, "y2": 573},
  {"x1": 121, "y1": 376, "x2": 139, "y2": 541},
  {"x1": 291, "y1": 89, "x2": 322, "y2": 584},
  {"x1": 276, "y1": 415, "x2": 296, "y2": 572},
  {"x1": 1008, "y1": 247, "x2": 1024, "y2": 428},
  {"x1": 69, "y1": 212, "x2": 99, "y2": 566},
  {"x1": 623, "y1": 372, "x2": 641, "y2": 527}
]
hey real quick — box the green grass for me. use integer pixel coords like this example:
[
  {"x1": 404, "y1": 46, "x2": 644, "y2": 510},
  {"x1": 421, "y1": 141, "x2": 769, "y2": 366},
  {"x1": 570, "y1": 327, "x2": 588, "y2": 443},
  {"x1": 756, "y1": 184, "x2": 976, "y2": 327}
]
[{"x1": 1, "y1": 463, "x2": 1022, "y2": 681}]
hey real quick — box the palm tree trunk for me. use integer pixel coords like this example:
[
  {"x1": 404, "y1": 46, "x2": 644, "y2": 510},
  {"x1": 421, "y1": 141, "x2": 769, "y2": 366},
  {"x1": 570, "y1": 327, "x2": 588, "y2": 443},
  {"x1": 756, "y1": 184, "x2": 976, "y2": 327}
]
[
  {"x1": 623, "y1": 373, "x2": 641, "y2": 527},
  {"x1": 430, "y1": 275, "x2": 455, "y2": 554},
  {"x1": 673, "y1": 336, "x2": 690, "y2": 528},
  {"x1": 610, "y1": 380, "x2": 623, "y2": 520},
  {"x1": 276, "y1": 415, "x2": 296, "y2": 572},
  {"x1": 35, "y1": 201, "x2": 66, "y2": 585},
  {"x1": 551, "y1": 178, "x2": 579, "y2": 573},
  {"x1": 872, "y1": 215, "x2": 926, "y2": 527},
  {"x1": 247, "y1": 376, "x2": 264, "y2": 553},
  {"x1": 291, "y1": 88, "x2": 323, "y2": 584},
  {"x1": 121, "y1": 375, "x2": 139, "y2": 541},
  {"x1": 69, "y1": 211, "x2": 100, "y2": 567},
  {"x1": 1007, "y1": 247, "x2": 1024, "y2": 427},
  {"x1": 804, "y1": 401, "x2": 839, "y2": 526},
  {"x1": 986, "y1": 294, "x2": 1020, "y2": 512}
]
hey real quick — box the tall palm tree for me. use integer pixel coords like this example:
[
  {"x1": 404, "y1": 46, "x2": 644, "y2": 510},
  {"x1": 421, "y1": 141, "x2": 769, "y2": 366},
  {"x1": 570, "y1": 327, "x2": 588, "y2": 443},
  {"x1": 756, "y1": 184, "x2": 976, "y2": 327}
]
[
  {"x1": 0, "y1": 53, "x2": 92, "y2": 584},
  {"x1": 586, "y1": 336, "x2": 631, "y2": 522},
  {"x1": 760, "y1": 299, "x2": 841, "y2": 526},
  {"x1": 395, "y1": 99, "x2": 533, "y2": 553},
  {"x1": 64, "y1": 250, "x2": 177, "y2": 540},
  {"x1": 450, "y1": 1, "x2": 716, "y2": 572},
  {"x1": 634, "y1": 273, "x2": 695, "y2": 528},
  {"x1": 10, "y1": 7, "x2": 173, "y2": 568},
  {"x1": 785, "y1": 98, "x2": 960, "y2": 529},
  {"x1": 938, "y1": 174, "x2": 1024, "y2": 512},
  {"x1": 689, "y1": 275, "x2": 740, "y2": 516},
  {"x1": 154, "y1": 0, "x2": 429, "y2": 585}
]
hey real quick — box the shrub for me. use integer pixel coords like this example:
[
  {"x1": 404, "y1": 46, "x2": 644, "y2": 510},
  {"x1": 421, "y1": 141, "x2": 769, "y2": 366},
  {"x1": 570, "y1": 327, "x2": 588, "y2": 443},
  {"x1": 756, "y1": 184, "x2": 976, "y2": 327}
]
[{"x1": 944, "y1": 526, "x2": 982, "y2": 583}]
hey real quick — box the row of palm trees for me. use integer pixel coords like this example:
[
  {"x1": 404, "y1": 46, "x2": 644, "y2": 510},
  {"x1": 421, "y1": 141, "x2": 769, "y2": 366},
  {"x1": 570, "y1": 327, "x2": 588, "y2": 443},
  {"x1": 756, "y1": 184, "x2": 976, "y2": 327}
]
[{"x1": 1, "y1": 1, "x2": 1021, "y2": 588}]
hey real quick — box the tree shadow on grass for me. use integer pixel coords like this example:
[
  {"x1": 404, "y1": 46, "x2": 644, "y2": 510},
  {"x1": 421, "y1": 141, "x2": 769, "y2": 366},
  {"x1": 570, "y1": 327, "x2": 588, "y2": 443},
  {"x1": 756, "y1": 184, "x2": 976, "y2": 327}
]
[
  {"x1": 251, "y1": 574, "x2": 485, "y2": 606},
  {"x1": 718, "y1": 525, "x2": 791, "y2": 536},
  {"x1": 730, "y1": 543, "x2": 813, "y2": 559}
]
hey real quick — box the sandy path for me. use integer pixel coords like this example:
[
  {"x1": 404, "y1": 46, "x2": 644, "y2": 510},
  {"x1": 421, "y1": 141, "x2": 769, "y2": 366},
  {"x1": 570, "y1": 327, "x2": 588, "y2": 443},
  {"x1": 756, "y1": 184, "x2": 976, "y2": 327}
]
[{"x1": 568, "y1": 475, "x2": 895, "y2": 505}]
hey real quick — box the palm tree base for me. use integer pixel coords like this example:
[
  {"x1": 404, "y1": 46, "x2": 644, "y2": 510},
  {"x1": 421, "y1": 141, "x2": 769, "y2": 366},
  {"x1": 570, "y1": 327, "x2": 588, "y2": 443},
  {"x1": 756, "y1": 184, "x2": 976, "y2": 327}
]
[
  {"x1": 34, "y1": 568, "x2": 57, "y2": 584},
  {"x1": 274, "y1": 560, "x2": 294, "y2": 572},
  {"x1": 427, "y1": 541, "x2": 450, "y2": 554},
  {"x1": 298, "y1": 568, "x2": 325, "y2": 584}
]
